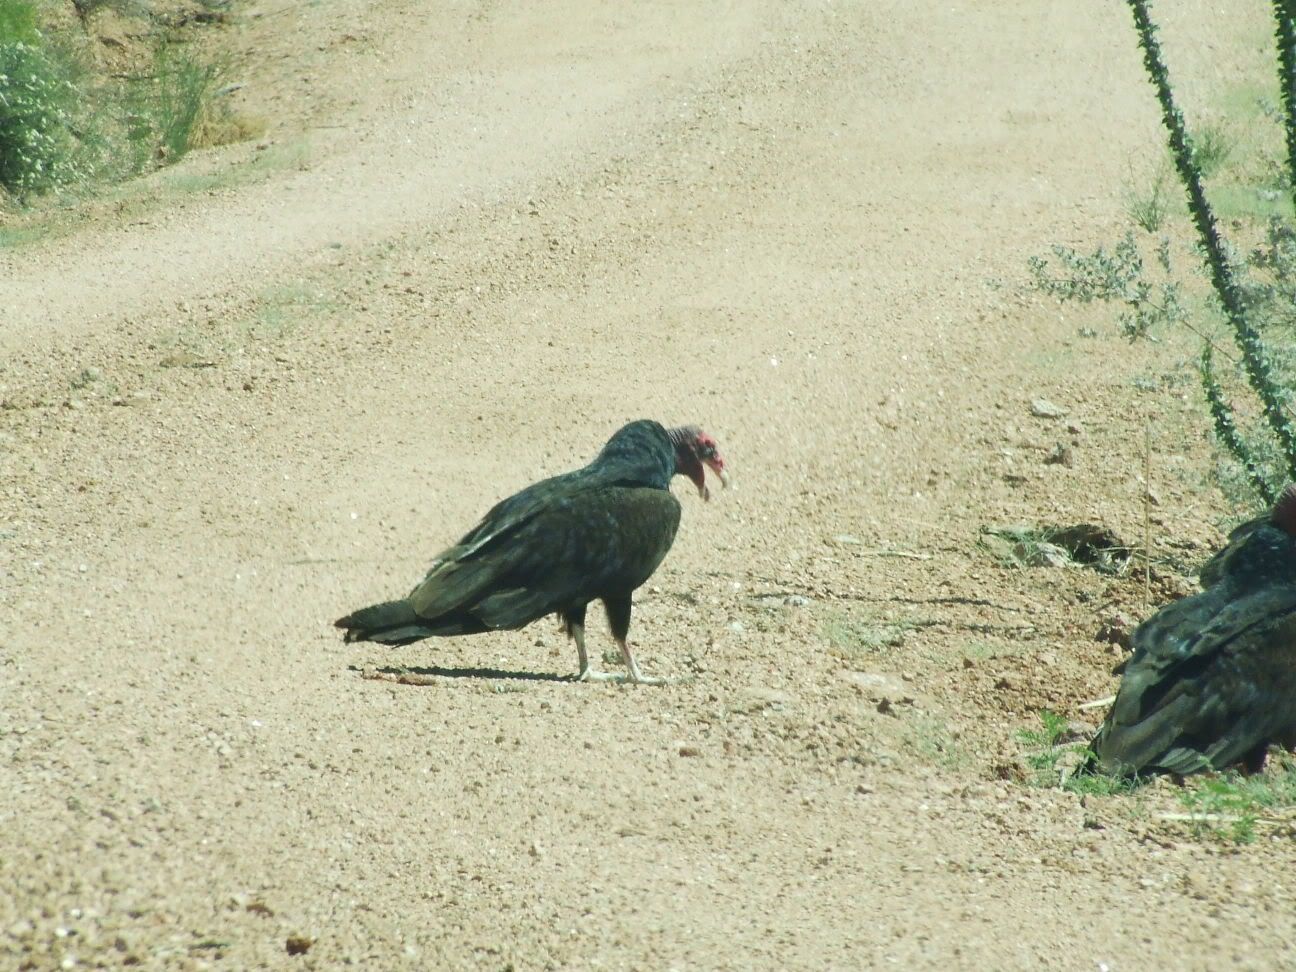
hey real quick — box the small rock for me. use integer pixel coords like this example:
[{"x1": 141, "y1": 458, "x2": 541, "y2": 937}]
[
  {"x1": 285, "y1": 935, "x2": 313, "y2": 956},
  {"x1": 678, "y1": 745, "x2": 701, "y2": 758},
  {"x1": 1055, "y1": 747, "x2": 1089, "y2": 782},
  {"x1": 994, "y1": 760, "x2": 1028, "y2": 782},
  {"x1": 159, "y1": 351, "x2": 216, "y2": 369},
  {"x1": 1096, "y1": 612, "x2": 1135, "y2": 649},
  {"x1": 529, "y1": 840, "x2": 543, "y2": 859},
  {"x1": 1043, "y1": 443, "x2": 1074, "y2": 467},
  {"x1": 1030, "y1": 398, "x2": 1067, "y2": 419},
  {"x1": 1059, "y1": 720, "x2": 1095, "y2": 745},
  {"x1": 753, "y1": 592, "x2": 810, "y2": 610},
  {"x1": 737, "y1": 687, "x2": 792, "y2": 713},
  {"x1": 841, "y1": 671, "x2": 915, "y2": 705},
  {"x1": 1021, "y1": 541, "x2": 1071, "y2": 568}
]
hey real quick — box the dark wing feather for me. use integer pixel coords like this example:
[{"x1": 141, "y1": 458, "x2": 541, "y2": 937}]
[
  {"x1": 1092, "y1": 585, "x2": 1296, "y2": 775},
  {"x1": 448, "y1": 419, "x2": 675, "y2": 553},
  {"x1": 407, "y1": 486, "x2": 682, "y2": 630},
  {"x1": 1199, "y1": 518, "x2": 1292, "y2": 590}
]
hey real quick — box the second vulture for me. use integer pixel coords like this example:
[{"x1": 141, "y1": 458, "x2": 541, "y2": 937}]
[
  {"x1": 335, "y1": 419, "x2": 729, "y2": 684},
  {"x1": 1090, "y1": 484, "x2": 1296, "y2": 776}
]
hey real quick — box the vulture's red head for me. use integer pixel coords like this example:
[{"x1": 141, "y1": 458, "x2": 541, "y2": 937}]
[
  {"x1": 1273, "y1": 483, "x2": 1296, "y2": 536},
  {"x1": 667, "y1": 425, "x2": 731, "y2": 500}
]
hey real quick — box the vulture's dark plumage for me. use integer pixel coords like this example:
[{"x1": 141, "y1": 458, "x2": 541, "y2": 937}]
[
  {"x1": 1090, "y1": 485, "x2": 1296, "y2": 776},
  {"x1": 334, "y1": 420, "x2": 729, "y2": 684}
]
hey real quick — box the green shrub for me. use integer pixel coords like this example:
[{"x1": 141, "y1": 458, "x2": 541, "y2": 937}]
[
  {"x1": 153, "y1": 44, "x2": 224, "y2": 161},
  {"x1": 0, "y1": 0, "x2": 39, "y2": 41},
  {"x1": 1031, "y1": 2, "x2": 1296, "y2": 508},
  {"x1": 0, "y1": 3, "x2": 92, "y2": 195},
  {"x1": 1, "y1": 1, "x2": 251, "y2": 203}
]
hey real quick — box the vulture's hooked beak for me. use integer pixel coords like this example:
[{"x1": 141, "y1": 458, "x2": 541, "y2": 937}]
[{"x1": 699, "y1": 458, "x2": 731, "y2": 501}]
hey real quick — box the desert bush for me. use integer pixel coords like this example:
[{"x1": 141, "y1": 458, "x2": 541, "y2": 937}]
[
  {"x1": 147, "y1": 42, "x2": 225, "y2": 161},
  {"x1": 1, "y1": 0, "x2": 248, "y2": 203},
  {"x1": 0, "y1": 0, "x2": 92, "y2": 195},
  {"x1": 1031, "y1": 0, "x2": 1296, "y2": 507}
]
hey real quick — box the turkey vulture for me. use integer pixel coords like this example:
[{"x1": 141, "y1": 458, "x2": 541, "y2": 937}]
[
  {"x1": 1089, "y1": 485, "x2": 1296, "y2": 776},
  {"x1": 335, "y1": 420, "x2": 729, "y2": 684}
]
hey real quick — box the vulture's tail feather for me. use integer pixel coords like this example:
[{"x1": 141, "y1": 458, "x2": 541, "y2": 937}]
[
  {"x1": 335, "y1": 599, "x2": 432, "y2": 646},
  {"x1": 334, "y1": 599, "x2": 490, "y2": 644}
]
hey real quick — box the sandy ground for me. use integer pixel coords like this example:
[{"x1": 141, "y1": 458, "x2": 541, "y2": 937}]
[{"x1": 4, "y1": 1, "x2": 1296, "y2": 969}]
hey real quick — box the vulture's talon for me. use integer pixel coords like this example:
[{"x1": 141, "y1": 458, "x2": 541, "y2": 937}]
[{"x1": 575, "y1": 668, "x2": 622, "y2": 683}]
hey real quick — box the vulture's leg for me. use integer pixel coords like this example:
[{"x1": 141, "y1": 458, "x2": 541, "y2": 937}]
[
  {"x1": 1241, "y1": 742, "x2": 1270, "y2": 775},
  {"x1": 565, "y1": 605, "x2": 612, "y2": 682},
  {"x1": 614, "y1": 638, "x2": 669, "y2": 685},
  {"x1": 604, "y1": 595, "x2": 669, "y2": 686}
]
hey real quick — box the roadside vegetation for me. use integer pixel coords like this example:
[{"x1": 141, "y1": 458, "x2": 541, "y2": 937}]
[
  {"x1": 1175, "y1": 757, "x2": 1296, "y2": 843},
  {"x1": 1030, "y1": 0, "x2": 1296, "y2": 511},
  {"x1": 0, "y1": 0, "x2": 256, "y2": 204}
]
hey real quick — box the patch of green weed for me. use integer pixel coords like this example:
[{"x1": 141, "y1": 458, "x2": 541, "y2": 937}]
[
  {"x1": 1065, "y1": 767, "x2": 1138, "y2": 797},
  {"x1": 901, "y1": 715, "x2": 963, "y2": 769},
  {"x1": 1178, "y1": 757, "x2": 1296, "y2": 844},
  {"x1": 1124, "y1": 162, "x2": 1173, "y2": 232},
  {"x1": 821, "y1": 610, "x2": 923, "y2": 659},
  {"x1": 1190, "y1": 122, "x2": 1235, "y2": 178},
  {"x1": 157, "y1": 139, "x2": 308, "y2": 197},
  {"x1": 1017, "y1": 709, "x2": 1137, "y2": 795},
  {"x1": 1205, "y1": 182, "x2": 1292, "y2": 222},
  {"x1": 0, "y1": 219, "x2": 54, "y2": 248},
  {"x1": 245, "y1": 282, "x2": 338, "y2": 341}
]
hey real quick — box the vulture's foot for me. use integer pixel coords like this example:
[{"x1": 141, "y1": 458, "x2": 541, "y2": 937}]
[
  {"x1": 618, "y1": 640, "x2": 672, "y2": 686},
  {"x1": 575, "y1": 666, "x2": 622, "y2": 683},
  {"x1": 574, "y1": 666, "x2": 672, "y2": 685}
]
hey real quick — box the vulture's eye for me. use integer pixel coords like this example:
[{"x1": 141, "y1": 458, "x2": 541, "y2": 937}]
[{"x1": 700, "y1": 444, "x2": 716, "y2": 460}]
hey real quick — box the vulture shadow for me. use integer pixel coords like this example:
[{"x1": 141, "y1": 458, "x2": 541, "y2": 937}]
[{"x1": 367, "y1": 664, "x2": 570, "y2": 684}]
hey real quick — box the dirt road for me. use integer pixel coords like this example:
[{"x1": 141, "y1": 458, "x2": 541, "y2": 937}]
[{"x1": 4, "y1": 1, "x2": 1293, "y2": 969}]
